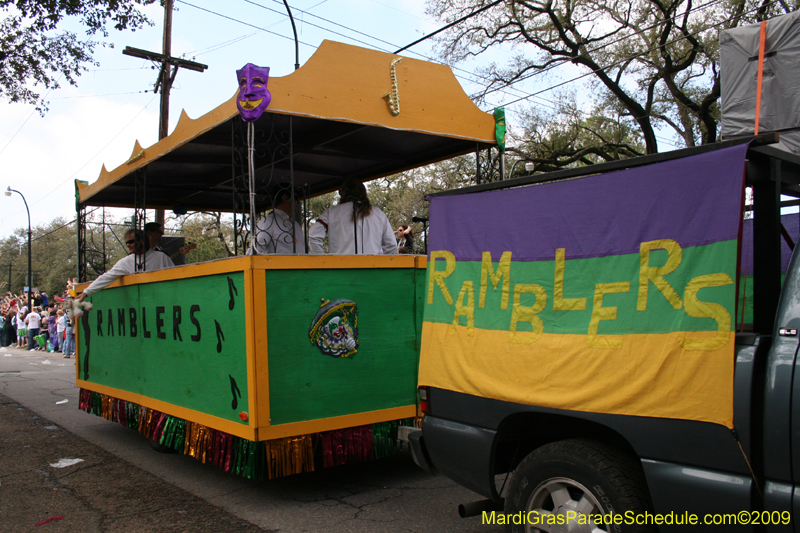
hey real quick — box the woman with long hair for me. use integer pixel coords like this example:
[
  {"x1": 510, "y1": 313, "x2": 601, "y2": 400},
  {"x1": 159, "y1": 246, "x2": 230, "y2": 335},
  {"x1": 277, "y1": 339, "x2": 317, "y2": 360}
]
[
  {"x1": 396, "y1": 224, "x2": 414, "y2": 253},
  {"x1": 309, "y1": 178, "x2": 397, "y2": 255}
]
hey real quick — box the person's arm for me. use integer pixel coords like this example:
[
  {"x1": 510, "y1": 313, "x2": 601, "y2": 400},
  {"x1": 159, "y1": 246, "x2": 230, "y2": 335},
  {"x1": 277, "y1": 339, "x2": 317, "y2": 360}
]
[
  {"x1": 79, "y1": 255, "x2": 135, "y2": 300},
  {"x1": 308, "y1": 213, "x2": 329, "y2": 254}
]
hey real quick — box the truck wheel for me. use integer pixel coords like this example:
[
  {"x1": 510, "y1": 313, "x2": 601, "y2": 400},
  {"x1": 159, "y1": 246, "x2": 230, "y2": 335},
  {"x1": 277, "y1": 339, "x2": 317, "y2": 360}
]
[{"x1": 504, "y1": 439, "x2": 654, "y2": 533}]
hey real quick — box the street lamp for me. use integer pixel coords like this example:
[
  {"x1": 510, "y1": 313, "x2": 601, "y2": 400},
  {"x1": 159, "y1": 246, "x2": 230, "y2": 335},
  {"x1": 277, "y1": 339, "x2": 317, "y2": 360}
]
[
  {"x1": 5, "y1": 186, "x2": 32, "y2": 309},
  {"x1": 507, "y1": 160, "x2": 535, "y2": 180}
]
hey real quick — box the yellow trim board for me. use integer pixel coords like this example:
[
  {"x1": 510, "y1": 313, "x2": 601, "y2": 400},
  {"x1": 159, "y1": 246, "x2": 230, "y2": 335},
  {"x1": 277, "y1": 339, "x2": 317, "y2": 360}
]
[
  {"x1": 256, "y1": 405, "x2": 416, "y2": 441},
  {"x1": 75, "y1": 254, "x2": 425, "y2": 296},
  {"x1": 252, "y1": 269, "x2": 271, "y2": 429},
  {"x1": 78, "y1": 381, "x2": 257, "y2": 441},
  {"x1": 253, "y1": 254, "x2": 417, "y2": 270},
  {"x1": 243, "y1": 268, "x2": 261, "y2": 429},
  {"x1": 76, "y1": 256, "x2": 254, "y2": 293}
]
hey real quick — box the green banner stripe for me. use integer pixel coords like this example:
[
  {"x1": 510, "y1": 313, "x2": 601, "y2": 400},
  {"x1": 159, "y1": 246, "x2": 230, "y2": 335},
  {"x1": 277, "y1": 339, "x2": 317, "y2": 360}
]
[{"x1": 424, "y1": 239, "x2": 737, "y2": 334}]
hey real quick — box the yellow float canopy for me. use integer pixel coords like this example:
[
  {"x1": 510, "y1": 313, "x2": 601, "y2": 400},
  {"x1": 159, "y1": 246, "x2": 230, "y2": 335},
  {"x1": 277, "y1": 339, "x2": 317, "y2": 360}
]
[{"x1": 77, "y1": 40, "x2": 498, "y2": 211}]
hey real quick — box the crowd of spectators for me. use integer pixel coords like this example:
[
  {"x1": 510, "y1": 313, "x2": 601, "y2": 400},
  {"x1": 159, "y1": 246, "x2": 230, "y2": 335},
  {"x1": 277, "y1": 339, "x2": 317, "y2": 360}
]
[{"x1": 0, "y1": 278, "x2": 77, "y2": 357}]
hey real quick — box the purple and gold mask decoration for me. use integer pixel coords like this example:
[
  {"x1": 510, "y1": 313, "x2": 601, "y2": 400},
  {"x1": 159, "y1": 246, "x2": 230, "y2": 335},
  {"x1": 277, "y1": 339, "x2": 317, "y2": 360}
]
[{"x1": 236, "y1": 63, "x2": 271, "y2": 122}]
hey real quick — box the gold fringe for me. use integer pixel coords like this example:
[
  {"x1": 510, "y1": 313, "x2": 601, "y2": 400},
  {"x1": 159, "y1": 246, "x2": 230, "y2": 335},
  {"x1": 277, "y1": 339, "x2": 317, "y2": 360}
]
[
  {"x1": 138, "y1": 407, "x2": 154, "y2": 437},
  {"x1": 101, "y1": 395, "x2": 113, "y2": 421},
  {"x1": 264, "y1": 435, "x2": 314, "y2": 479},
  {"x1": 184, "y1": 421, "x2": 211, "y2": 463}
]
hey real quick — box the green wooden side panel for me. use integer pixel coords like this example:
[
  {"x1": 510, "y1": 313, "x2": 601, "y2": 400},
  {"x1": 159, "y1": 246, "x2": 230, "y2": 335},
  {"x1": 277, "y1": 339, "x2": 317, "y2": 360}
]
[
  {"x1": 265, "y1": 268, "x2": 422, "y2": 425},
  {"x1": 78, "y1": 273, "x2": 248, "y2": 424}
]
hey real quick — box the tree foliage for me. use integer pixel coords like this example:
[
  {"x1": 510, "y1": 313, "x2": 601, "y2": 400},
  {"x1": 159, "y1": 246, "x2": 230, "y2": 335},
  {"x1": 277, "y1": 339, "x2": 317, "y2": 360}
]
[
  {"x1": 0, "y1": 0, "x2": 155, "y2": 112},
  {"x1": 0, "y1": 218, "x2": 81, "y2": 296},
  {"x1": 172, "y1": 212, "x2": 235, "y2": 263},
  {"x1": 427, "y1": 0, "x2": 797, "y2": 167},
  {"x1": 506, "y1": 93, "x2": 646, "y2": 173}
]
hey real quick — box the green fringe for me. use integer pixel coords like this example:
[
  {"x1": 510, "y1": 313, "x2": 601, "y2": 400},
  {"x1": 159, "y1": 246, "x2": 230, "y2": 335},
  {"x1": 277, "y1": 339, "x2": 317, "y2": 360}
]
[
  {"x1": 372, "y1": 417, "x2": 414, "y2": 459},
  {"x1": 90, "y1": 392, "x2": 102, "y2": 416},
  {"x1": 125, "y1": 402, "x2": 140, "y2": 429},
  {"x1": 160, "y1": 416, "x2": 186, "y2": 450}
]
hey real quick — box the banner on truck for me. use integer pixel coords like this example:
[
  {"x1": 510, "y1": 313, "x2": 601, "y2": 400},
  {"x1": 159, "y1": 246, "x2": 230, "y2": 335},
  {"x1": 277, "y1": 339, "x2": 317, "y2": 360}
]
[{"x1": 419, "y1": 144, "x2": 750, "y2": 428}]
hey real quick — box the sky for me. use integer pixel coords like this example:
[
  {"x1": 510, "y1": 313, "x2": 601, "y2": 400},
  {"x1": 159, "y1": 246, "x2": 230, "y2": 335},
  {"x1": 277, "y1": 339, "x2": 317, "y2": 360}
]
[
  {"x1": 0, "y1": 0, "x2": 537, "y2": 238},
  {"x1": 0, "y1": 0, "x2": 665, "y2": 239}
]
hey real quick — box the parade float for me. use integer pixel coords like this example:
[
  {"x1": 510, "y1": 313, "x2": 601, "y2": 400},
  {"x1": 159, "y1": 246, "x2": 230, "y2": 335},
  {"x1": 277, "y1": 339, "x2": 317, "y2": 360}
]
[{"x1": 73, "y1": 40, "x2": 503, "y2": 480}]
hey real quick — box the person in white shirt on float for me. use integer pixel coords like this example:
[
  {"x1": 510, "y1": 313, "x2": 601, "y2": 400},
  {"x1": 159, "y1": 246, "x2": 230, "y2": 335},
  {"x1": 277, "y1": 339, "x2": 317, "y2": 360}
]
[
  {"x1": 251, "y1": 187, "x2": 306, "y2": 254},
  {"x1": 309, "y1": 178, "x2": 397, "y2": 255},
  {"x1": 78, "y1": 228, "x2": 174, "y2": 301}
]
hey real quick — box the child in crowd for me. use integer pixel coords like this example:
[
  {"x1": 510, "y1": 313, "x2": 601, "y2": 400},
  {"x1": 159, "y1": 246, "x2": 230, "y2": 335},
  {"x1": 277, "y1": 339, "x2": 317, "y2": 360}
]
[{"x1": 16, "y1": 309, "x2": 27, "y2": 348}]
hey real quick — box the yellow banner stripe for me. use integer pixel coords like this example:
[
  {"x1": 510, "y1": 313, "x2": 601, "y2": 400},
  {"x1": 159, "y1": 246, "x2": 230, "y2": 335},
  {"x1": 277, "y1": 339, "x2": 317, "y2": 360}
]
[{"x1": 419, "y1": 322, "x2": 734, "y2": 428}]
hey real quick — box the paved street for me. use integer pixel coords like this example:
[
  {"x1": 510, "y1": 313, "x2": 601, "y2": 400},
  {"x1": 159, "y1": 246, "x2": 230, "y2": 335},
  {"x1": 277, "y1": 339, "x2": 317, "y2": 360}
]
[{"x1": 0, "y1": 344, "x2": 502, "y2": 532}]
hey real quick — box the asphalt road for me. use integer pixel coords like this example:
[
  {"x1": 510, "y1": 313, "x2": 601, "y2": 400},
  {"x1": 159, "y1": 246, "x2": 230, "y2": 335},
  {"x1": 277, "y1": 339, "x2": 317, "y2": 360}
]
[{"x1": 0, "y1": 344, "x2": 503, "y2": 532}]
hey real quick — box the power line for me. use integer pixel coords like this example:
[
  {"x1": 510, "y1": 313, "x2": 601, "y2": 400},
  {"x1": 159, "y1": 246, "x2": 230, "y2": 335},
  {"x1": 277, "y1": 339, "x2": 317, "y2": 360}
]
[
  {"x1": 175, "y1": 0, "x2": 318, "y2": 49},
  {"x1": 0, "y1": 74, "x2": 66, "y2": 157},
  {"x1": 49, "y1": 90, "x2": 152, "y2": 100},
  {"x1": 0, "y1": 94, "x2": 157, "y2": 227},
  {"x1": 43, "y1": 96, "x2": 158, "y2": 201}
]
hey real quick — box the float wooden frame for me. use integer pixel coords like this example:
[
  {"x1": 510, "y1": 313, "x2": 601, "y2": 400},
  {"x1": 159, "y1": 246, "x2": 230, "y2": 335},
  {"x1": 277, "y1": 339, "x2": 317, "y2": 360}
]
[{"x1": 76, "y1": 255, "x2": 427, "y2": 441}]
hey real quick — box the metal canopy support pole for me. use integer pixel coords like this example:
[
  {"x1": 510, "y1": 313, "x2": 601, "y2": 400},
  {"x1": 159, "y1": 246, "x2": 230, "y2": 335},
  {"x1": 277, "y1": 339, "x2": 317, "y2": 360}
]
[
  {"x1": 77, "y1": 204, "x2": 87, "y2": 282},
  {"x1": 247, "y1": 122, "x2": 257, "y2": 256},
  {"x1": 752, "y1": 156, "x2": 782, "y2": 334},
  {"x1": 303, "y1": 184, "x2": 310, "y2": 253},
  {"x1": 232, "y1": 120, "x2": 239, "y2": 257},
  {"x1": 475, "y1": 143, "x2": 481, "y2": 185},
  {"x1": 102, "y1": 206, "x2": 106, "y2": 273},
  {"x1": 289, "y1": 116, "x2": 297, "y2": 253},
  {"x1": 134, "y1": 168, "x2": 147, "y2": 272}
]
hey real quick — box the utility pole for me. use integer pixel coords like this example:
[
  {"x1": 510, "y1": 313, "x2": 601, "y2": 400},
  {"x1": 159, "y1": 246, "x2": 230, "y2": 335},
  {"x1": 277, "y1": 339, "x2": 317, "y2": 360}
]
[
  {"x1": 159, "y1": 0, "x2": 174, "y2": 143},
  {"x1": 122, "y1": 0, "x2": 207, "y2": 226}
]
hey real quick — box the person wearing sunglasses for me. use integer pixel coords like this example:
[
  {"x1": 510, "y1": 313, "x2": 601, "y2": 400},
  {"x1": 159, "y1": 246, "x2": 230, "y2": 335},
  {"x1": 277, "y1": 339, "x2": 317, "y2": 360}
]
[{"x1": 78, "y1": 228, "x2": 174, "y2": 301}]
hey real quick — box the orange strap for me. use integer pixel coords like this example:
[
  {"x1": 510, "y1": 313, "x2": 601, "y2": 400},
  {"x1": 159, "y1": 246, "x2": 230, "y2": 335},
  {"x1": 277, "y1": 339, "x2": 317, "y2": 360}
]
[{"x1": 755, "y1": 20, "x2": 767, "y2": 135}]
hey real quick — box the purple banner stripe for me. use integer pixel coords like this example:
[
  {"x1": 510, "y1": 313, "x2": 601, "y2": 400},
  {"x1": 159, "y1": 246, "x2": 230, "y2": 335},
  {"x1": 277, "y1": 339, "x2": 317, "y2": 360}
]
[{"x1": 429, "y1": 144, "x2": 748, "y2": 262}]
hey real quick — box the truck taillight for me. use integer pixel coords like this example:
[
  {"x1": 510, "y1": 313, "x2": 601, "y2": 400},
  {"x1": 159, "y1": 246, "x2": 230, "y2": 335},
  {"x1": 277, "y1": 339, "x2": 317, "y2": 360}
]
[{"x1": 419, "y1": 386, "x2": 429, "y2": 414}]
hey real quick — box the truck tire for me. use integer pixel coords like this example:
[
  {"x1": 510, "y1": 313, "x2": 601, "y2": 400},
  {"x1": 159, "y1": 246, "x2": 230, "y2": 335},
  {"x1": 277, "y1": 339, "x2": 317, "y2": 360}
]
[{"x1": 504, "y1": 439, "x2": 654, "y2": 533}]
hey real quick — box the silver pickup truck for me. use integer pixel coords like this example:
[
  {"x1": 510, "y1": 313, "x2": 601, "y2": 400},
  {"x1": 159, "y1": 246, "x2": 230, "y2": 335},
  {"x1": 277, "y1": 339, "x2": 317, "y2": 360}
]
[{"x1": 411, "y1": 135, "x2": 799, "y2": 532}]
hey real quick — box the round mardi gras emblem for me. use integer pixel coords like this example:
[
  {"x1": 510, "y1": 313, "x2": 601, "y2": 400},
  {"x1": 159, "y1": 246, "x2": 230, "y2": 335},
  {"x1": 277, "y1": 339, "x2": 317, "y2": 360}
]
[{"x1": 309, "y1": 299, "x2": 359, "y2": 358}]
